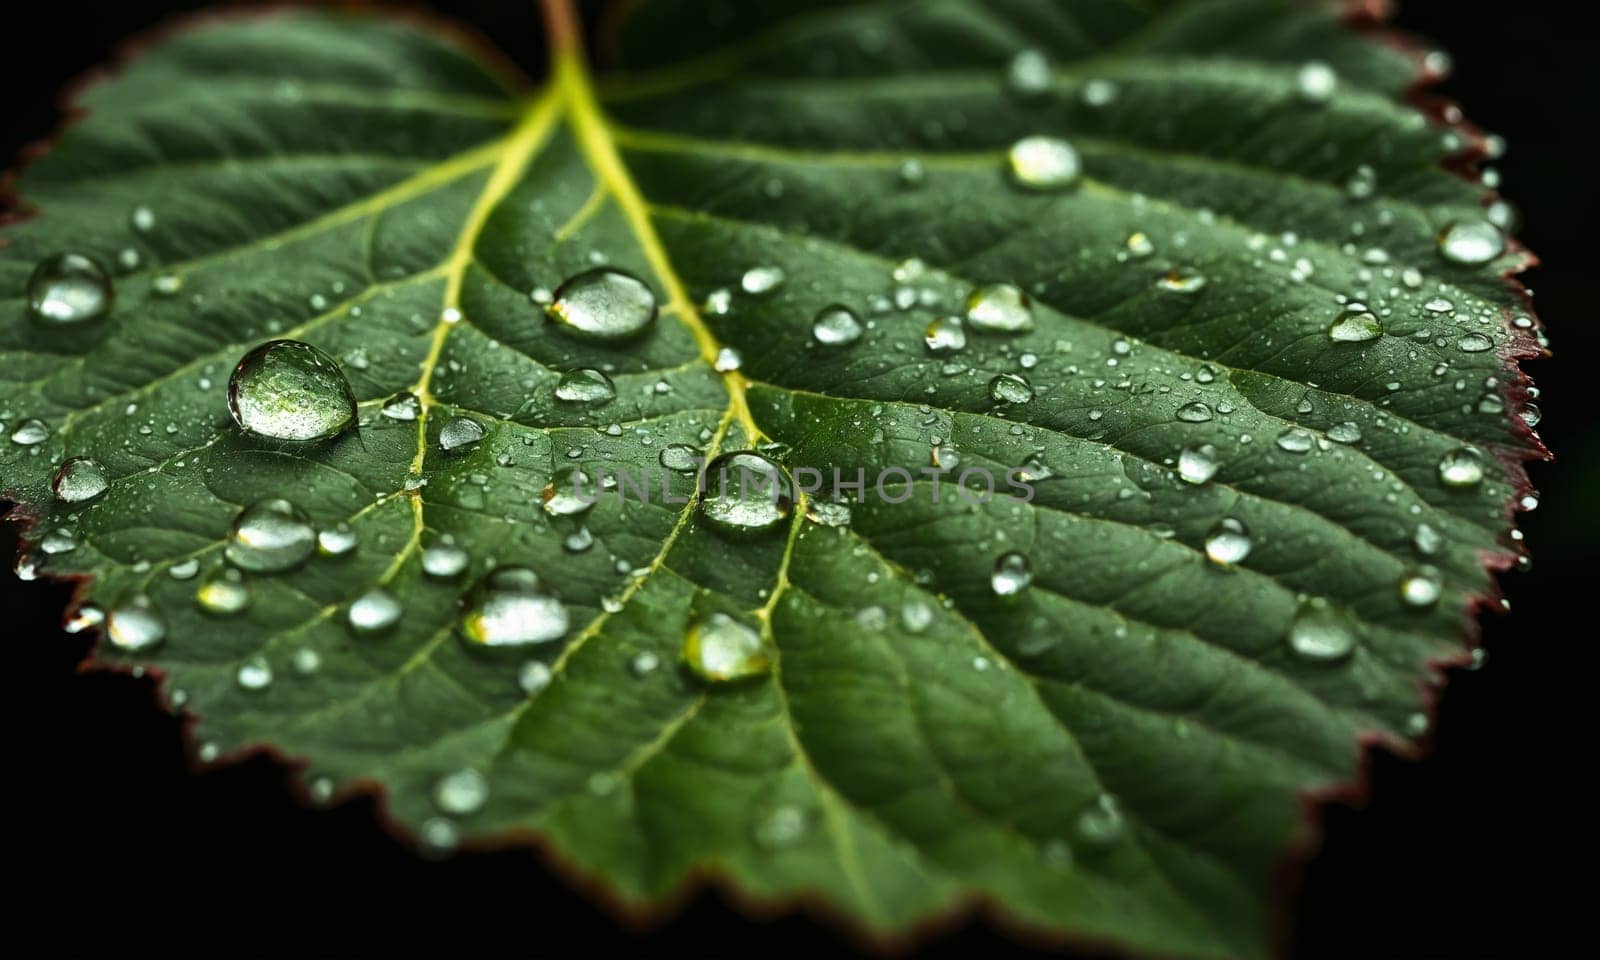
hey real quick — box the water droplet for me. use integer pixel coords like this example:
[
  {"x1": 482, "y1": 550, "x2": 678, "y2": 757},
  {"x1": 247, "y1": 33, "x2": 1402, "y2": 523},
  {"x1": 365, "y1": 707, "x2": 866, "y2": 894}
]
[
  {"x1": 227, "y1": 340, "x2": 357, "y2": 441},
  {"x1": 28, "y1": 252, "x2": 112, "y2": 324},
  {"x1": 237, "y1": 656, "x2": 273, "y2": 691},
  {"x1": 714, "y1": 346, "x2": 743, "y2": 372},
  {"x1": 225, "y1": 498, "x2": 317, "y2": 573},
  {"x1": 924, "y1": 315, "x2": 968, "y2": 353},
  {"x1": 658, "y1": 444, "x2": 702, "y2": 474},
  {"x1": 1157, "y1": 269, "x2": 1206, "y2": 293},
  {"x1": 169, "y1": 559, "x2": 200, "y2": 580},
  {"x1": 1007, "y1": 136, "x2": 1081, "y2": 191},
  {"x1": 547, "y1": 267, "x2": 657, "y2": 340},
  {"x1": 563, "y1": 527, "x2": 594, "y2": 553},
  {"x1": 681, "y1": 612, "x2": 770, "y2": 682},
  {"x1": 458, "y1": 567, "x2": 569, "y2": 648},
  {"x1": 1286, "y1": 598, "x2": 1356, "y2": 661},
  {"x1": 805, "y1": 499, "x2": 852, "y2": 527},
  {"x1": 1327, "y1": 421, "x2": 1363, "y2": 444},
  {"x1": 897, "y1": 159, "x2": 925, "y2": 187},
  {"x1": 197, "y1": 567, "x2": 251, "y2": 615},
  {"x1": 1413, "y1": 523, "x2": 1445, "y2": 557},
  {"x1": 1175, "y1": 401, "x2": 1213, "y2": 423},
  {"x1": 1124, "y1": 232, "x2": 1155, "y2": 259},
  {"x1": 106, "y1": 598, "x2": 165, "y2": 651},
  {"x1": 629, "y1": 650, "x2": 661, "y2": 678},
  {"x1": 518, "y1": 660, "x2": 552, "y2": 694},
  {"x1": 1296, "y1": 61, "x2": 1338, "y2": 103},
  {"x1": 1275, "y1": 429, "x2": 1315, "y2": 453},
  {"x1": 1005, "y1": 49, "x2": 1052, "y2": 98},
  {"x1": 348, "y1": 588, "x2": 401, "y2": 635},
  {"x1": 10, "y1": 418, "x2": 50, "y2": 446},
  {"x1": 700, "y1": 451, "x2": 794, "y2": 536},
  {"x1": 811, "y1": 304, "x2": 863, "y2": 346},
  {"x1": 52, "y1": 457, "x2": 108, "y2": 503},
  {"x1": 1437, "y1": 447, "x2": 1485, "y2": 488},
  {"x1": 1438, "y1": 221, "x2": 1505, "y2": 264},
  {"x1": 1178, "y1": 444, "x2": 1219, "y2": 484},
  {"x1": 317, "y1": 522, "x2": 358, "y2": 557},
  {"x1": 965, "y1": 284, "x2": 1033, "y2": 333},
  {"x1": 541, "y1": 465, "x2": 599, "y2": 516},
  {"x1": 1328, "y1": 309, "x2": 1382, "y2": 343},
  {"x1": 991, "y1": 551, "x2": 1033, "y2": 596},
  {"x1": 900, "y1": 600, "x2": 935, "y2": 633},
  {"x1": 381, "y1": 391, "x2": 421, "y2": 421},
  {"x1": 1076, "y1": 794, "x2": 1124, "y2": 845},
  {"x1": 433, "y1": 768, "x2": 488, "y2": 815},
  {"x1": 1205, "y1": 517, "x2": 1252, "y2": 565},
  {"x1": 753, "y1": 805, "x2": 808, "y2": 849},
  {"x1": 438, "y1": 416, "x2": 485, "y2": 452},
  {"x1": 989, "y1": 373, "x2": 1033, "y2": 404},
  {"x1": 1456, "y1": 333, "x2": 1495, "y2": 353},
  {"x1": 421, "y1": 537, "x2": 470, "y2": 579},
  {"x1": 1398, "y1": 567, "x2": 1443, "y2": 608},
  {"x1": 554, "y1": 368, "x2": 616, "y2": 404},
  {"x1": 740, "y1": 265, "x2": 785, "y2": 294}
]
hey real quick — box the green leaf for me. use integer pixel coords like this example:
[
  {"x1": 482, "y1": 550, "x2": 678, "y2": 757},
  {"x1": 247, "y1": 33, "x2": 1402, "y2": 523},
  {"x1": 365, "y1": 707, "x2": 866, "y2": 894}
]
[{"x1": 1, "y1": 1, "x2": 1541, "y2": 956}]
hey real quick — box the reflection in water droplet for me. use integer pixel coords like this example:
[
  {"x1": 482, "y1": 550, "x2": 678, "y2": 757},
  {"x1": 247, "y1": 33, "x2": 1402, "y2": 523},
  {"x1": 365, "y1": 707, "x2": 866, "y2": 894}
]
[
  {"x1": 1438, "y1": 221, "x2": 1505, "y2": 264},
  {"x1": 197, "y1": 567, "x2": 251, "y2": 615},
  {"x1": 546, "y1": 267, "x2": 658, "y2": 340},
  {"x1": 106, "y1": 598, "x2": 166, "y2": 651},
  {"x1": 1175, "y1": 401, "x2": 1213, "y2": 423},
  {"x1": 225, "y1": 499, "x2": 317, "y2": 573},
  {"x1": 1286, "y1": 598, "x2": 1357, "y2": 661},
  {"x1": 348, "y1": 588, "x2": 401, "y2": 635},
  {"x1": 991, "y1": 551, "x2": 1033, "y2": 596},
  {"x1": 811, "y1": 304, "x2": 863, "y2": 346},
  {"x1": 1437, "y1": 447, "x2": 1485, "y2": 488},
  {"x1": 1328, "y1": 309, "x2": 1382, "y2": 343},
  {"x1": 438, "y1": 416, "x2": 485, "y2": 451},
  {"x1": 682, "y1": 612, "x2": 770, "y2": 682},
  {"x1": 52, "y1": 457, "x2": 108, "y2": 503},
  {"x1": 700, "y1": 452, "x2": 794, "y2": 536},
  {"x1": 459, "y1": 567, "x2": 569, "y2": 648},
  {"x1": 28, "y1": 252, "x2": 112, "y2": 324},
  {"x1": 554, "y1": 368, "x2": 616, "y2": 404},
  {"x1": 1157, "y1": 269, "x2": 1206, "y2": 293},
  {"x1": 228, "y1": 340, "x2": 357, "y2": 441},
  {"x1": 1275, "y1": 429, "x2": 1315, "y2": 453},
  {"x1": 1007, "y1": 136, "x2": 1081, "y2": 191},
  {"x1": 965, "y1": 284, "x2": 1033, "y2": 333},
  {"x1": 1205, "y1": 517, "x2": 1252, "y2": 565}
]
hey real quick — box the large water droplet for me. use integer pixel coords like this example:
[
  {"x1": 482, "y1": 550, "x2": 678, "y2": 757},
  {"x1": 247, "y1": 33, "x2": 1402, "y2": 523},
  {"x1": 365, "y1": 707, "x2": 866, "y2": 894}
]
[
  {"x1": 1398, "y1": 567, "x2": 1443, "y2": 608},
  {"x1": 421, "y1": 536, "x2": 470, "y2": 579},
  {"x1": 1205, "y1": 517, "x2": 1252, "y2": 565},
  {"x1": 225, "y1": 498, "x2": 317, "y2": 573},
  {"x1": 1438, "y1": 221, "x2": 1505, "y2": 265},
  {"x1": 10, "y1": 418, "x2": 50, "y2": 446},
  {"x1": 237, "y1": 656, "x2": 273, "y2": 691},
  {"x1": 52, "y1": 457, "x2": 108, "y2": 503},
  {"x1": 438, "y1": 416, "x2": 485, "y2": 452},
  {"x1": 741, "y1": 265, "x2": 785, "y2": 294},
  {"x1": 989, "y1": 373, "x2": 1034, "y2": 404},
  {"x1": 106, "y1": 598, "x2": 166, "y2": 651},
  {"x1": 1328, "y1": 309, "x2": 1382, "y2": 343},
  {"x1": 228, "y1": 340, "x2": 357, "y2": 441},
  {"x1": 1007, "y1": 136, "x2": 1081, "y2": 191},
  {"x1": 317, "y1": 522, "x2": 358, "y2": 557},
  {"x1": 1437, "y1": 446, "x2": 1485, "y2": 488},
  {"x1": 700, "y1": 451, "x2": 794, "y2": 536},
  {"x1": 1296, "y1": 61, "x2": 1338, "y2": 103},
  {"x1": 555, "y1": 368, "x2": 616, "y2": 404},
  {"x1": 681, "y1": 612, "x2": 770, "y2": 682},
  {"x1": 965, "y1": 284, "x2": 1033, "y2": 333},
  {"x1": 28, "y1": 252, "x2": 112, "y2": 324},
  {"x1": 196, "y1": 566, "x2": 251, "y2": 615},
  {"x1": 546, "y1": 267, "x2": 657, "y2": 340},
  {"x1": 924, "y1": 315, "x2": 968, "y2": 353},
  {"x1": 1286, "y1": 598, "x2": 1356, "y2": 661},
  {"x1": 1177, "y1": 445, "x2": 1219, "y2": 484},
  {"x1": 348, "y1": 588, "x2": 402, "y2": 635},
  {"x1": 459, "y1": 567, "x2": 569, "y2": 648},
  {"x1": 811, "y1": 304, "x2": 862, "y2": 346},
  {"x1": 991, "y1": 551, "x2": 1033, "y2": 596},
  {"x1": 1175, "y1": 401, "x2": 1214, "y2": 423}
]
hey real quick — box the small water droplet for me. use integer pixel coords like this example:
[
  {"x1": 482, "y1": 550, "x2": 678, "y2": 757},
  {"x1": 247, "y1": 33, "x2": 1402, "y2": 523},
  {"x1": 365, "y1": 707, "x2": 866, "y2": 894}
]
[
  {"x1": 1275, "y1": 429, "x2": 1315, "y2": 454},
  {"x1": 659, "y1": 444, "x2": 702, "y2": 474},
  {"x1": 433, "y1": 768, "x2": 488, "y2": 815},
  {"x1": 197, "y1": 567, "x2": 251, "y2": 615},
  {"x1": 1157, "y1": 269, "x2": 1206, "y2": 293},
  {"x1": 1286, "y1": 598, "x2": 1357, "y2": 661},
  {"x1": 518, "y1": 659, "x2": 552, "y2": 694},
  {"x1": 106, "y1": 598, "x2": 166, "y2": 651},
  {"x1": 228, "y1": 340, "x2": 357, "y2": 441},
  {"x1": 1296, "y1": 61, "x2": 1338, "y2": 103},
  {"x1": 52, "y1": 457, "x2": 108, "y2": 503},
  {"x1": 1437, "y1": 446, "x2": 1485, "y2": 488},
  {"x1": 1398, "y1": 567, "x2": 1443, "y2": 608},
  {"x1": 421, "y1": 537, "x2": 470, "y2": 579},
  {"x1": 991, "y1": 551, "x2": 1033, "y2": 596},
  {"x1": 1328, "y1": 309, "x2": 1382, "y2": 343},
  {"x1": 1205, "y1": 517, "x2": 1252, "y2": 565},
  {"x1": 1456, "y1": 332, "x2": 1495, "y2": 353},
  {"x1": 1175, "y1": 401, "x2": 1214, "y2": 423},
  {"x1": 1076, "y1": 794, "x2": 1124, "y2": 845},
  {"x1": 965, "y1": 284, "x2": 1033, "y2": 333},
  {"x1": 546, "y1": 267, "x2": 658, "y2": 340},
  {"x1": 924, "y1": 315, "x2": 968, "y2": 353},
  {"x1": 1007, "y1": 135, "x2": 1081, "y2": 191},
  {"x1": 317, "y1": 522, "x2": 358, "y2": 557},
  {"x1": 700, "y1": 451, "x2": 794, "y2": 536},
  {"x1": 554, "y1": 368, "x2": 616, "y2": 404},
  {"x1": 740, "y1": 265, "x2": 785, "y2": 294},
  {"x1": 1438, "y1": 221, "x2": 1505, "y2": 265},
  {"x1": 1005, "y1": 48, "x2": 1052, "y2": 98},
  {"x1": 989, "y1": 373, "x2": 1033, "y2": 404},
  {"x1": 348, "y1": 587, "x2": 401, "y2": 635},
  {"x1": 458, "y1": 567, "x2": 569, "y2": 648},
  {"x1": 28, "y1": 253, "x2": 112, "y2": 324},
  {"x1": 438, "y1": 416, "x2": 485, "y2": 451},
  {"x1": 1178, "y1": 444, "x2": 1219, "y2": 484},
  {"x1": 811, "y1": 304, "x2": 863, "y2": 346},
  {"x1": 225, "y1": 499, "x2": 316, "y2": 573},
  {"x1": 380, "y1": 391, "x2": 421, "y2": 421},
  {"x1": 682, "y1": 612, "x2": 770, "y2": 682},
  {"x1": 714, "y1": 346, "x2": 743, "y2": 372},
  {"x1": 1327, "y1": 421, "x2": 1362, "y2": 444},
  {"x1": 237, "y1": 656, "x2": 273, "y2": 691},
  {"x1": 542, "y1": 465, "x2": 599, "y2": 516}
]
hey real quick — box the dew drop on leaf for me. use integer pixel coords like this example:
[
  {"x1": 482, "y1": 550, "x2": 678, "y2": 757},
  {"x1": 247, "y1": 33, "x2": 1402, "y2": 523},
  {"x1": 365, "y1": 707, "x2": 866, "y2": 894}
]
[
  {"x1": 811, "y1": 304, "x2": 863, "y2": 346},
  {"x1": 1328, "y1": 309, "x2": 1382, "y2": 343},
  {"x1": 380, "y1": 391, "x2": 422, "y2": 421},
  {"x1": 541, "y1": 465, "x2": 599, "y2": 516},
  {"x1": 11, "y1": 418, "x2": 51, "y2": 446},
  {"x1": 681, "y1": 612, "x2": 770, "y2": 682},
  {"x1": 196, "y1": 566, "x2": 251, "y2": 616},
  {"x1": 1398, "y1": 567, "x2": 1444, "y2": 608},
  {"x1": 1005, "y1": 48, "x2": 1052, "y2": 98},
  {"x1": 52, "y1": 456, "x2": 108, "y2": 503},
  {"x1": 991, "y1": 551, "x2": 1033, "y2": 596},
  {"x1": 106, "y1": 598, "x2": 166, "y2": 651},
  {"x1": 27, "y1": 252, "x2": 112, "y2": 324},
  {"x1": 1437, "y1": 220, "x2": 1505, "y2": 264},
  {"x1": 348, "y1": 588, "x2": 402, "y2": 635},
  {"x1": 1286, "y1": 598, "x2": 1356, "y2": 661},
  {"x1": 1437, "y1": 446, "x2": 1485, "y2": 488},
  {"x1": 433, "y1": 768, "x2": 489, "y2": 815},
  {"x1": 1295, "y1": 61, "x2": 1338, "y2": 103},
  {"x1": 227, "y1": 339, "x2": 357, "y2": 441},
  {"x1": 554, "y1": 368, "x2": 616, "y2": 403},
  {"x1": 438, "y1": 416, "x2": 485, "y2": 451},
  {"x1": 1007, "y1": 135, "x2": 1081, "y2": 191},
  {"x1": 924, "y1": 315, "x2": 968, "y2": 353},
  {"x1": 700, "y1": 451, "x2": 794, "y2": 536},
  {"x1": 225, "y1": 498, "x2": 317, "y2": 573},
  {"x1": 1178, "y1": 444, "x2": 1219, "y2": 484},
  {"x1": 546, "y1": 267, "x2": 657, "y2": 340},
  {"x1": 658, "y1": 443, "x2": 701, "y2": 474},
  {"x1": 316, "y1": 522, "x2": 358, "y2": 557},
  {"x1": 1175, "y1": 401, "x2": 1214, "y2": 423},
  {"x1": 458, "y1": 567, "x2": 569, "y2": 648},
  {"x1": 989, "y1": 373, "x2": 1034, "y2": 404},
  {"x1": 421, "y1": 537, "x2": 470, "y2": 579},
  {"x1": 1205, "y1": 517, "x2": 1252, "y2": 565},
  {"x1": 740, "y1": 265, "x2": 785, "y2": 294},
  {"x1": 965, "y1": 284, "x2": 1034, "y2": 333}
]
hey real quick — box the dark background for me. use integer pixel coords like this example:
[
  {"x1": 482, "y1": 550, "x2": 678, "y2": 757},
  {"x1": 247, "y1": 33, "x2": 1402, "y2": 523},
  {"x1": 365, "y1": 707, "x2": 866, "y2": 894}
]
[{"x1": 3, "y1": 2, "x2": 1590, "y2": 956}]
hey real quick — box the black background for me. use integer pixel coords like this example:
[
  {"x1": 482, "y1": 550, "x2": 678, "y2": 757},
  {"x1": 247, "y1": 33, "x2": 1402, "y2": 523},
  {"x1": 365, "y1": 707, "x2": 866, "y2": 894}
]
[{"x1": 3, "y1": 2, "x2": 1591, "y2": 956}]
